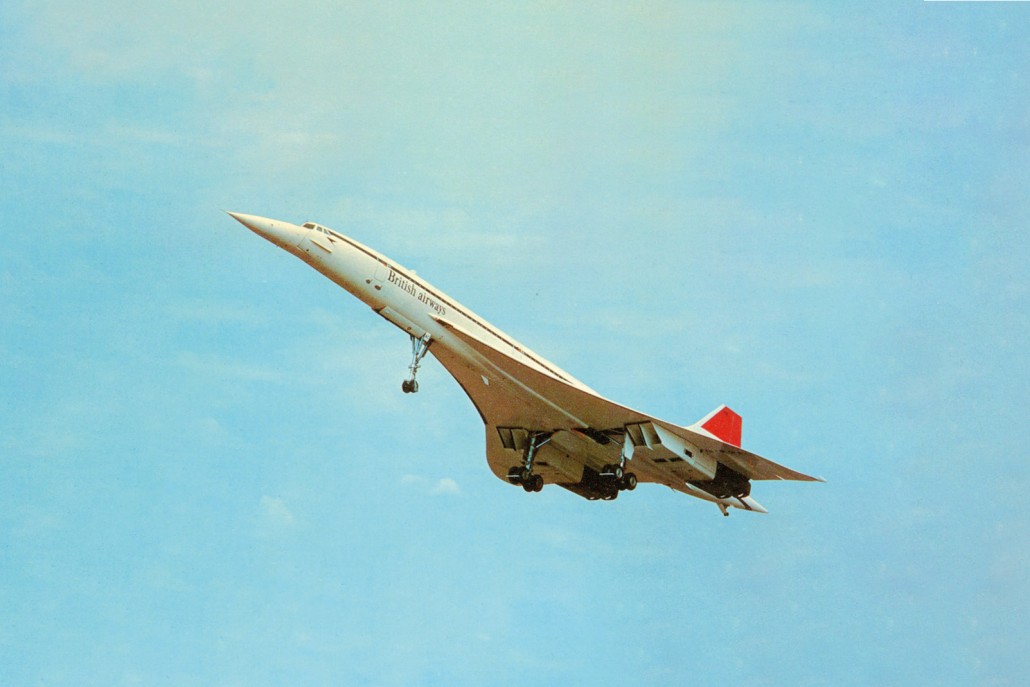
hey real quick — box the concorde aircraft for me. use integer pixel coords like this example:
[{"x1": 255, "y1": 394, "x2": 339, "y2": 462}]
[{"x1": 229, "y1": 212, "x2": 822, "y2": 515}]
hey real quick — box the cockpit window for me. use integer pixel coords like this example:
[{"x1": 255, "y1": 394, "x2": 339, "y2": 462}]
[{"x1": 302, "y1": 222, "x2": 337, "y2": 236}]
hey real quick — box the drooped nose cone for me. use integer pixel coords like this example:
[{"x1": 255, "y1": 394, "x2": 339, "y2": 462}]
[{"x1": 227, "y1": 212, "x2": 307, "y2": 250}]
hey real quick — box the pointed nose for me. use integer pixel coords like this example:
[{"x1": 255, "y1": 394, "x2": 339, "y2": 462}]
[{"x1": 227, "y1": 211, "x2": 307, "y2": 250}]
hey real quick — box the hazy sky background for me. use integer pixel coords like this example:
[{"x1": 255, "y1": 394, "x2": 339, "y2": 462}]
[{"x1": 2, "y1": 2, "x2": 1028, "y2": 685}]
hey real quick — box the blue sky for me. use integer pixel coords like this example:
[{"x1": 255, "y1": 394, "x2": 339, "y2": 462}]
[{"x1": 1, "y1": 2, "x2": 1027, "y2": 685}]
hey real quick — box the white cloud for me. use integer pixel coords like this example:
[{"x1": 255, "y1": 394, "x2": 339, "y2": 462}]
[
  {"x1": 260, "y1": 495, "x2": 295, "y2": 525},
  {"x1": 400, "y1": 474, "x2": 461, "y2": 496},
  {"x1": 431, "y1": 478, "x2": 461, "y2": 495}
]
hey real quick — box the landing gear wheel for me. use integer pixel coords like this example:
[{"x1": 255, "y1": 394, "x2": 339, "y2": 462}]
[
  {"x1": 520, "y1": 467, "x2": 533, "y2": 483},
  {"x1": 612, "y1": 465, "x2": 624, "y2": 480},
  {"x1": 621, "y1": 472, "x2": 637, "y2": 491},
  {"x1": 522, "y1": 481, "x2": 535, "y2": 492},
  {"x1": 532, "y1": 474, "x2": 544, "y2": 492},
  {"x1": 401, "y1": 380, "x2": 414, "y2": 393}
]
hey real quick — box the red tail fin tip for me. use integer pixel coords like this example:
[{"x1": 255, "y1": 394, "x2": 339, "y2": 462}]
[{"x1": 700, "y1": 405, "x2": 742, "y2": 447}]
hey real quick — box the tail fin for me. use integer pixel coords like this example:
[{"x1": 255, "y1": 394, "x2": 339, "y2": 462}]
[
  {"x1": 692, "y1": 405, "x2": 742, "y2": 447},
  {"x1": 678, "y1": 405, "x2": 823, "y2": 483}
]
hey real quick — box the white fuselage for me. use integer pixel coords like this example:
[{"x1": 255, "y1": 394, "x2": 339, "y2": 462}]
[{"x1": 233, "y1": 212, "x2": 595, "y2": 396}]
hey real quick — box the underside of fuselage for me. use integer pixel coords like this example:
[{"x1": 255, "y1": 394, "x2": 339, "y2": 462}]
[{"x1": 428, "y1": 341, "x2": 753, "y2": 505}]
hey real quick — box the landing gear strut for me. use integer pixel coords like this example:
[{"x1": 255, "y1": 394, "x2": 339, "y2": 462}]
[
  {"x1": 506, "y1": 431, "x2": 553, "y2": 493},
  {"x1": 401, "y1": 332, "x2": 432, "y2": 394}
]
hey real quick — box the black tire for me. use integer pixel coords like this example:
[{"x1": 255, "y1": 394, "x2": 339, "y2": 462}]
[
  {"x1": 612, "y1": 465, "x2": 624, "y2": 480},
  {"x1": 623, "y1": 473, "x2": 637, "y2": 491},
  {"x1": 532, "y1": 474, "x2": 544, "y2": 492}
]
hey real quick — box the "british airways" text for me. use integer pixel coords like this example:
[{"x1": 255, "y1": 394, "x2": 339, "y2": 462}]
[{"x1": 387, "y1": 269, "x2": 446, "y2": 315}]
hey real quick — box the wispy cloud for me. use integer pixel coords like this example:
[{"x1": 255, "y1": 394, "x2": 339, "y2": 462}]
[
  {"x1": 431, "y1": 478, "x2": 461, "y2": 495},
  {"x1": 260, "y1": 495, "x2": 295, "y2": 526},
  {"x1": 400, "y1": 474, "x2": 461, "y2": 496}
]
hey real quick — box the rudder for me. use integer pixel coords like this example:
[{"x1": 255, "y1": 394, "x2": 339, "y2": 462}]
[{"x1": 694, "y1": 405, "x2": 742, "y2": 447}]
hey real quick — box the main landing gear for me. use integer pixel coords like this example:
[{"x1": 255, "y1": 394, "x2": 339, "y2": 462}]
[
  {"x1": 506, "y1": 431, "x2": 553, "y2": 493},
  {"x1": 592, "y1": 463, "x2": 638, "y2": 500},
  {"x1": 508, "y1": 467, "x2": 544, "y2": 492},
  {"x1": 401, "y1": 332, "x2": 432, "y2": 394}
]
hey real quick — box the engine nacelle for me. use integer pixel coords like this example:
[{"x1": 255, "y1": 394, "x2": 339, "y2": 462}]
[{"x1": 688, "y1": 462, "x2": 751, "y2": 499}]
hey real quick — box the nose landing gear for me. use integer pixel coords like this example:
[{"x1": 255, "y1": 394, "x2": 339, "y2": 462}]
[{"x1": 402, "y1": 332, "x2": 432, "y2": 394}]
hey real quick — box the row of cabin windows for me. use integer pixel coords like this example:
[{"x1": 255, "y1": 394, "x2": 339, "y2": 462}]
[{"x1": 300, "y1": 220, "x2": 571, "y2": 384}]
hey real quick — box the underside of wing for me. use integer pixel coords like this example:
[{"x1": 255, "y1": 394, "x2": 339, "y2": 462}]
[
  {"x1": 659, "y1": 423, "x2": 824, "y2": 483},
  {"x1": 430, "y1": 315, "x2": 650, "y2": 431},
  {"x1": 428, "y1": 315, "x2": 822, "y2": 510}
]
